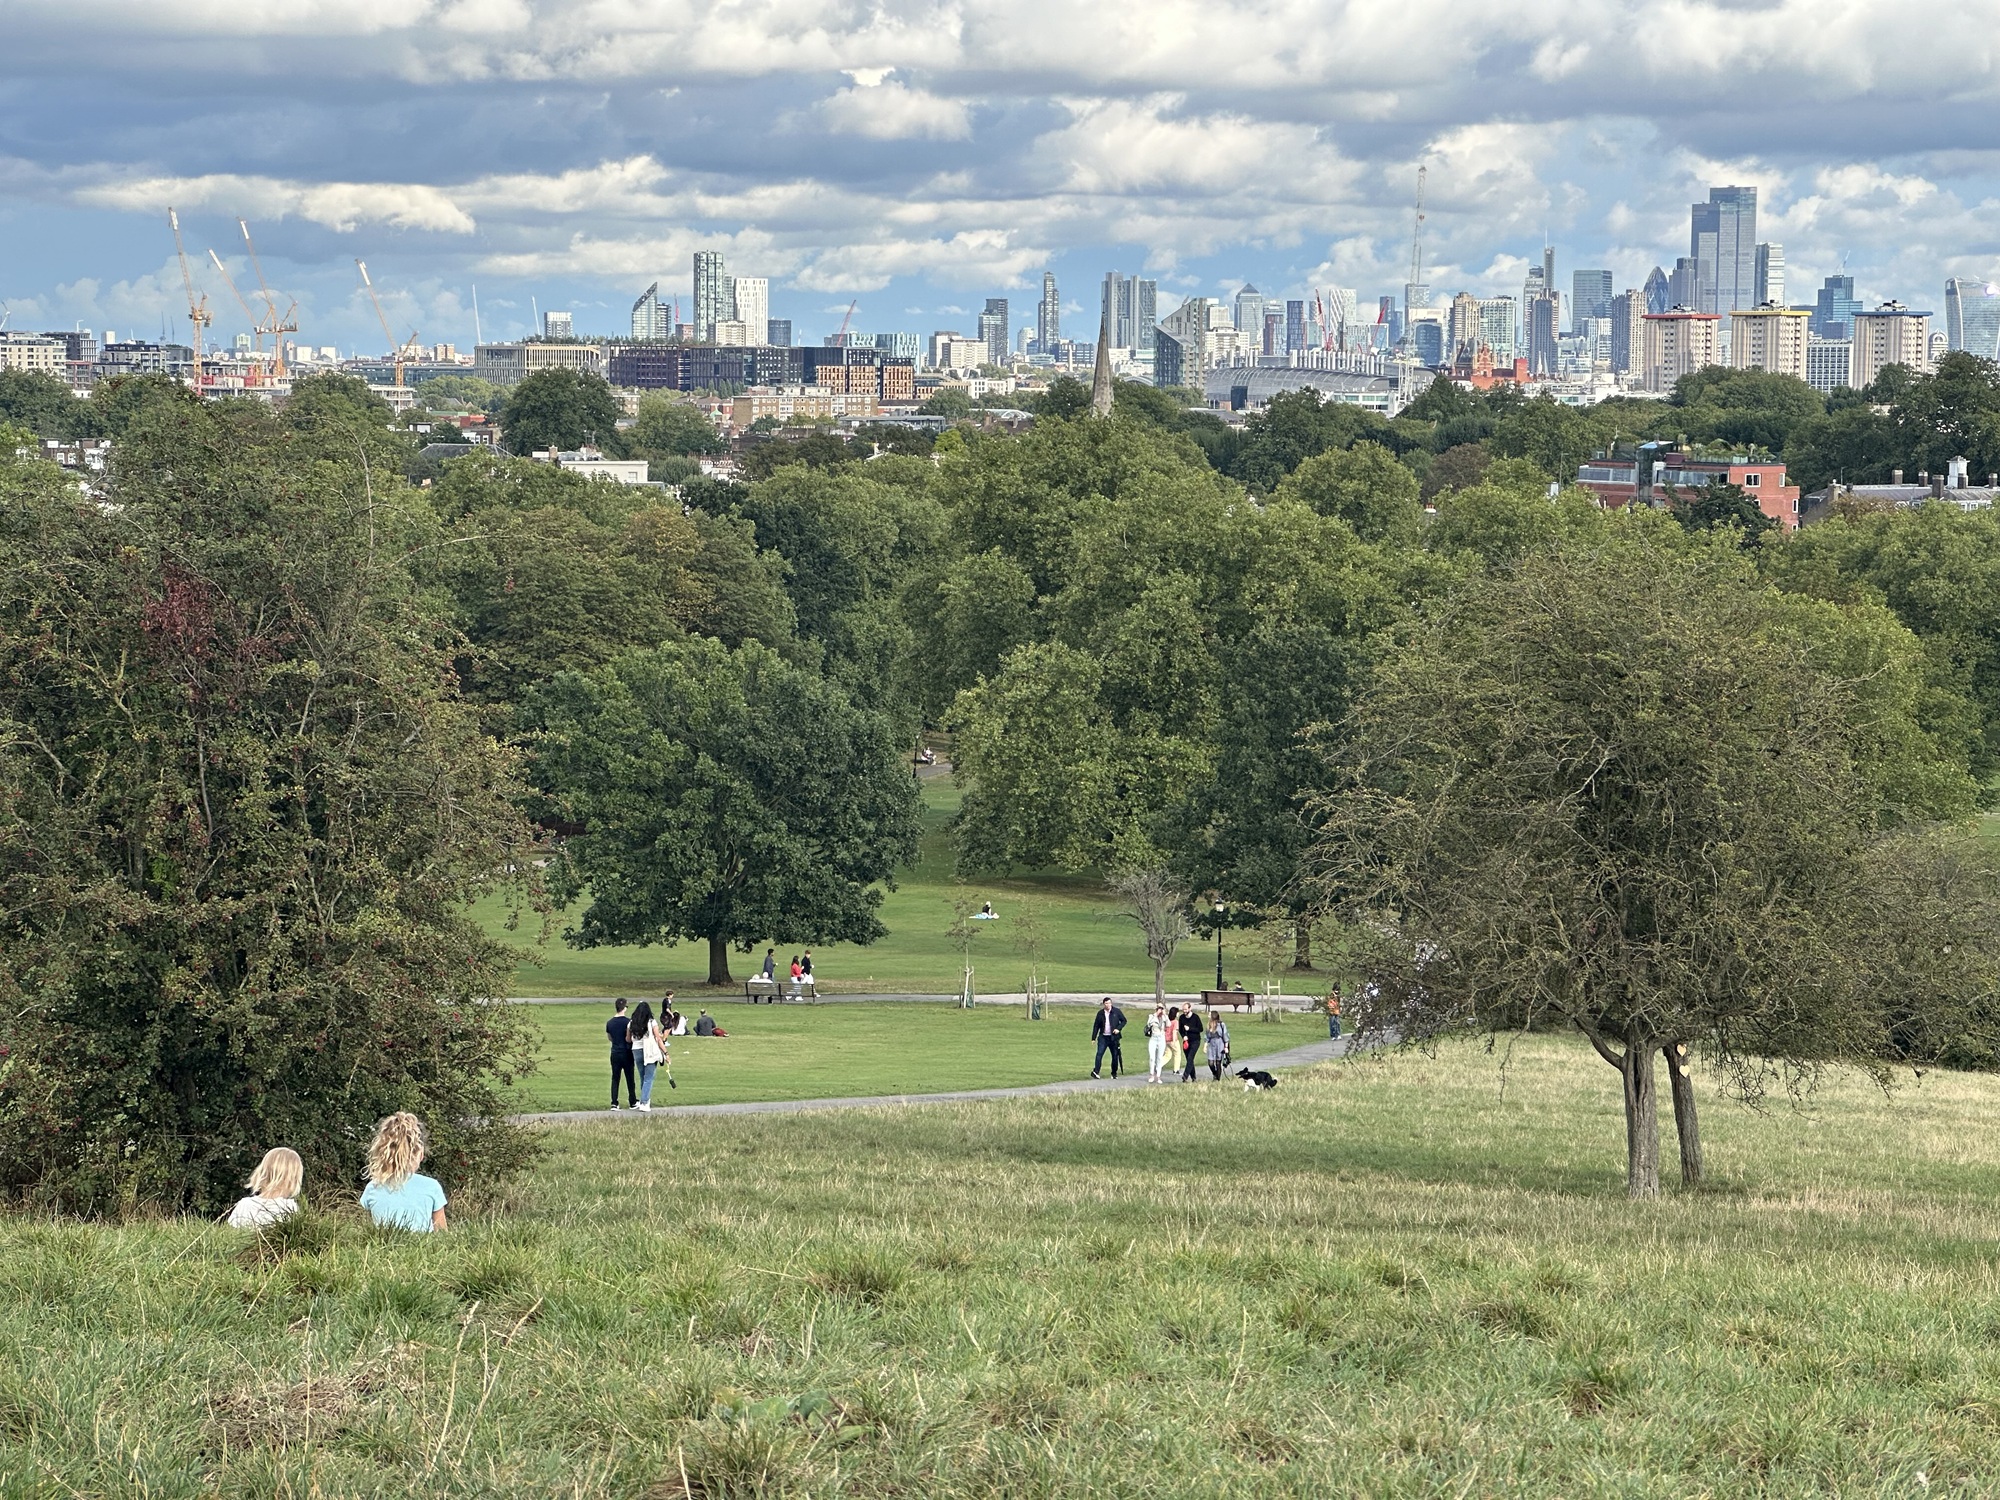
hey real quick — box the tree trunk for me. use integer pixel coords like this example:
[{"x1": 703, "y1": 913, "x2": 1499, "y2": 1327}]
[
  {"x1": 707, "y1": 934, "x2": 732, "y2": 987},
  {"x1": 1153, "y1": 956, "x2": 1167, "y2": 1004},
  {"x1": 1620, "y1": 1033, "x2": 1661, "y2": 1200},
  {"x1": 1292, "y1": 920, "x2": 1314, "y2": 971},
  {"x1": 1663, "y1": 1040, "x2": 1703, "y2": 1188}
]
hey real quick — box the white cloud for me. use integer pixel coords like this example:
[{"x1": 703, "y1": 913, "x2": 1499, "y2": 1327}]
[
  {"x1": 819, "y1": 79, "x2": 972, "y2": 141},
  {"x1": 79, "y1": 173, "x2": 476, "y2": 233}
]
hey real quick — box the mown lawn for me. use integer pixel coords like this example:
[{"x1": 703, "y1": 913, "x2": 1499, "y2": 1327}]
[
  {"x1": 11, "y1": 1035, "x2": 2000, "y2": 1495},
  {"x1": 514, "y1": 1000, "x2": 1306, "y2": 1111},
  {"x1": 483, "y1": 781, "x2": 1309, "y2": 999}
]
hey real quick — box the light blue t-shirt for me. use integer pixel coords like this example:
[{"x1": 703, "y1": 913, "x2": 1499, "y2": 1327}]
[{"x1": 361, "y1": 1173, "x2": 446, "y2": 1232}]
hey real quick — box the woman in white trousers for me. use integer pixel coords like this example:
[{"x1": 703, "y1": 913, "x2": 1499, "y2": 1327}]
[{"x1": 1145, "y1": 1004, "x2": 1169, "y2": 1083}]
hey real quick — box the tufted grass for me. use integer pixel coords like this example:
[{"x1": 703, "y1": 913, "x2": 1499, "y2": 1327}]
[{"x1": 6, "y1": 1034, "x2": 2000, "y2": 1495}]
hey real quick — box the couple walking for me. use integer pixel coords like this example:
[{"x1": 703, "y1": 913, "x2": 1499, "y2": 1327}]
[
  {"x1": 1145, "y1": 1002, "x2": 1228, "y2": 1083},
  {"x1": 608, "y1": 995, "x2": 676, "y2": 1110}
]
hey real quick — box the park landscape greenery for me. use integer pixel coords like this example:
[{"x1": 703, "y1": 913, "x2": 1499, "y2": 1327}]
[{"x1": 9, "y1": 357, "x2": 2000, "y2": 1487}]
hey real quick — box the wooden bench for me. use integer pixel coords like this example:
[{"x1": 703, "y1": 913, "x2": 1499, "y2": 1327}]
[
  {"x1": 1200, "y1": 989, "x2": 1257, "y2": 1012},
  {"x1": 745, "y1": 975, "x2": 815, "y2": 1002}
]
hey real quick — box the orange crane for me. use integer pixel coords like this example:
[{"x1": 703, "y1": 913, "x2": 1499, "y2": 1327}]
[
  {"x1": 206, "y1": 247, "x2": 267, "y2": 381},
  {"x1": 240, "y1": 219, "x2": 298, "y2": 377},
  {"x1": 355, "y1": 259, "x2": 417, "y2": 387},
  {"x1": 167, "y1": 207, "x2": 211, "y2": 385}
]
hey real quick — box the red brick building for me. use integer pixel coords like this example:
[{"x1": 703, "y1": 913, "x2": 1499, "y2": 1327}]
[{"x1": 1574, "y1": 443, "x2": 1802, "y2": 530}]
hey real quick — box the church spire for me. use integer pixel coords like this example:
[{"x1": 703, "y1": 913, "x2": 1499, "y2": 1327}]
[{"x1": 1090, "y1": 300, "x2": 1114, "y2": 419}]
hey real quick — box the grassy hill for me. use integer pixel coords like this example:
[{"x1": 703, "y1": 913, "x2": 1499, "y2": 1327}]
[
  {"x1": 9, "y1": 1035, "x2": 2000, "y2": 1494},
  {"x1": 480, "y1": 781, "x2": 1310, "y2": 1000}
]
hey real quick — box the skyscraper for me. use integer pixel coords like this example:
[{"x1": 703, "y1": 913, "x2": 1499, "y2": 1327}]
[
  {"x1": 1478, "y1": 297, "x2": 1517, "y2": 361},
  {"x1": 693, "y1": 250, "x2": 732, "y2": 343},
  {"x1": 1753, "y1": 244, "x2": 1785, "y2": 307},
  {"x1": 1814, "y1": 275, "x2": 1860, "y2": 340},
  {"x1": 1609, "y1": 290, "x2": 1643, "y2": 374},
  {"x1": 1448, "y1": 292, "x2": 1483, "y2": 361},
  {"x1": 1527, "y1": 292, "x2": 1558, "y2": 376},
  {"x1": 1570, "y1": 269, "x2": 1613, "y2": 330},
  {"x1": 1285, "y1": 300, "x2": 1306, "y2": 354},
  {"x1": 980, "y1": 298, "x2": 1009, "y2": 364},
  {"x1": 1668, "y1": 257, "x2": 1703, "y2": 311},
  {"x1": 1100, "y1": 273, "x2": 1157, "y2": 352},
  {"x1": 1234, "y1": 285, "x2": 1264, "y2": 340},
  {"x1": 1403, "y1": 281, "x2": 1431, "y2": 329},
  {"x1": 630, "y1": 282, "x2": 670, "y2": 341},
  {"x1": 542, "y1": 310, "x2": 573, "y2": 339},
  {"x1": 1037, "y1": 272, "x2": 1060, "y2": 354},
  {"x1": 1263, "y1": 312, "x2": 1282, "y2": 357},
  {"x1": 731, "y1": 277, "x2": 769, "y2": 346},
  {"x1": 1945, "y1": 278, "x2": 2000, "y2": 357},
  {"x1": 1690, "y1": 187, "x2": 1757, "y2": 314},
  {"x1": 1643, "y1": 266, "x2": 1671, "y2": 315}
]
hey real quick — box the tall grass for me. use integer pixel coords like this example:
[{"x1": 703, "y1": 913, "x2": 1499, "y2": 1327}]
[{"x1": 5, "y1": 1035, "x2": 2000, "y2": 1495}]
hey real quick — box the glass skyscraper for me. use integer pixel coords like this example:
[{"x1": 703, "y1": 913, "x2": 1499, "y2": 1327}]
[
  {"x1": 1690, "y1": 186, "x2": 1757, "y2": 314},
  {"x1": 1814, "y1": 275, "x2": 1861, "y2": 340},
  {"x1": 1945, "y1": 278, "x2": 2000, "y2": 358}
]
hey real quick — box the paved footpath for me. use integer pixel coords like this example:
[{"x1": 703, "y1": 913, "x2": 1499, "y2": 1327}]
[{"x1": 521, "y1": 1031, "x2": 1363, "y2": 1124}]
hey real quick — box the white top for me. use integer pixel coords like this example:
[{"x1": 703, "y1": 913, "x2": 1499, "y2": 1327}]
[{"x1": 226, "y1": 1194, "x2": 298, "y2": 1229}]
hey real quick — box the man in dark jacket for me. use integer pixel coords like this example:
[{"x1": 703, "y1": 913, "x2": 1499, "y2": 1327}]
[
  {"x1": 1176, "y1": 1004, "x2": 1206, "y2": 1082},
  {"x1": 1090, "y1": 997, "x2": 1127, "y2": 1079},
  {"x1": 607, "y1": 997, "x2": 636, "y2": 1109}
]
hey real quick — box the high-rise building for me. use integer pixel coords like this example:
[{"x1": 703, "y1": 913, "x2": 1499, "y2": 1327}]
[
  {"x1": 1285, "y1": 300, "x2": 1306, "y2": 354},
  {"x1": 1667, "y1": 257, "x2": 1702, "y2": 313},
  {"x1": 1753, "y1": 244, "x2": 1785, "y2": 308},
  {"x1": 1643, "y1": 266, "x2": 1671, "y2": 315},
  {"x1": 1403, "y1": 282, "x2": 1431, "y2": 333},
  {"x1": 693, "y1": 250, "x2": 732, "y2": 343},
  {"x1": 1037, "y1": 272, "x2": 1060, "y2": 354},
  {"x1": 1690, "y1": 186, "x2": 1757, "y2": 315},
  {"x1": 1609, "y1": 290, "x2": 1644, "y2": 374},
  {"x1": 873, "y1": 331, "x2": 921, "y2": 361},
  {"x1": 1730, "y1": 305, "x2": 1810, "y2": 380},
  {"x1": 1805, "y1": 337, "x2": 1853, "y2": 394},
  {"x1": 1813, "y1": 275, "x2": 1861, "y2": 340},
  {"x1": 731, "y1": 278, "x2": 769, "y2": 346},
  {"x1": 1527, "y1": 293, "x2": 1559, "y2": 376},
  {"x1": 1570, "y1": 269, "x2": 1613, "y2": 330},
  {"x1": 1447, "y1": 292, "x2": 1483, "y2": 362},
  {"x1": 631, "y1": 282, "x2": 671, "y2": 341},
  {"x1": 1642, "y1": 310, "x2": 1721, "y2": 392},
  {"x1": 542, "y1": 310, "x2": 573, "y2": 340},
  {"x1": 1412, "y1": 320, "x2": 1444, "y2": 367},
  {"x1": 1852, "y1": 302, "x2": 1933, "y2": 386},
  {"x1": 1234, "y1": 285, "x2": 1264, "y2": 340},
  {"x1": 1945, "y1": 278, "x2": 2000, "y2": 358},
  {"x1": 1380, "y1": 294, "x2": 1402, "y2": 349},
  {"x1": 1101, "y1": 273, "x2": 1157, "y2": 352},
  {"x1": 980, "y1": 298, "x2": 1009, "y2": 364},
  {"x1": 1477, "y1": 297, "x2": 1517, "y2": 361},
  {"x1": 767, "y1": 319, "x2": 793, "y2": 347},
  {"x1": 1263, "y1": 311, "x2": 1283, "y2": 357}
]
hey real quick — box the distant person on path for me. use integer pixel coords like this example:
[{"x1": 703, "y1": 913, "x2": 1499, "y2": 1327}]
[
  {"x1": 694, "y1": 1008, "x2": 717, "y2": 1036},
  {"x1": 801, "y1": 951, "x2": 815, "y2": 988},
  {"x1": 762, "y1": 948, "x2": 776, "y2": 981},
  {"x1": 360, "y1": 1112, "x2": 447, "y2": 1233},
  {"x1": 1145, "y1": 1003, "x2": 1169, "y2": 1083},
  {"x1": 225, "y1": 1147, "x2": 303, "y2": 1229},
  {"x1": 631, "y1": 1000, "x2": 667, "y2": 1111},
  {"x1": 1177, "y1": 1004, "x2": 1205, "y2": 1082},
  {"x1": 788, "y1": 956, "x2": 804, "y2": 999},
  {"x1": 1327, "y1": 984, "x2": 1343, "y2": 1041},
  {"x1": 1205, "y1": 1010, "x2": 1230, "y2": 1080},
  {"x1": 607, "y1": 997, "x2": 637, "y2": 1110},
  {"x1": 1090, "y1": 997, "x2": 1127, "y2": 1079}
]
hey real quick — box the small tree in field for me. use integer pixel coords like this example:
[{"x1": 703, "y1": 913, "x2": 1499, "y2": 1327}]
[
  {"x1": 1012, "y1": 900, "x2": 1051, "y2": 1018},
  {"x1": 1309, "y1": 531, "x2": 1995, "y2": 1199},
  {"x1": 1111, "y1": 866, "x2": 1192, "y2": 1004}
]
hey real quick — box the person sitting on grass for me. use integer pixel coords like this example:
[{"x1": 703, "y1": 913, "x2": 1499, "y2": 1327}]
[
  {"x1": 694, "y1": 1008, "x2": 717, "y2": 1037},
  {"x1": 360, "y1": 1111, "x2": 447, "y2": 1233},
  {"x1": 225, "y1": 1147, "x2": 303, "y2": 1229}
]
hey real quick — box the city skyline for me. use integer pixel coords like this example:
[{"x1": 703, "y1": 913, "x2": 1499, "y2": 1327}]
[{"x1": 6, "y1": 1, "x2": 2000, "y2": 354}]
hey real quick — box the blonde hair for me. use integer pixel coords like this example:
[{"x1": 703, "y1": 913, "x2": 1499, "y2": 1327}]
[
  {"x1": 366, "y1": 1112, "x2": 428, "y2": 1189},
  {"x1": 247, "y1": 1147, "x2": 303, "y2": 1200}
]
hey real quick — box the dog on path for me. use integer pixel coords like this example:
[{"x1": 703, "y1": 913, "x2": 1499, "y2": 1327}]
[{"x1": 1236, "y1": 1067, "x2": 1278, "y2": 1092}]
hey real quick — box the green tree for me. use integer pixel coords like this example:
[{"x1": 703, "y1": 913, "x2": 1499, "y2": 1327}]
[
  {"x1": 1427, "y1": 459, "x2": 1608, "y2": 568},
  {"x1": 1309, "y1": 532, "x2": 1987, "y2": 1198},
  {"x1": 629, "y1": 393, "x2": 725, "y2": 456},
  {"x1": 1272, "y1": 441, "x2": 1423, "y2": 544},
  {"x1": 1489, "y1": 394, "x2": 1604, "y2": 481},
  {"x1": 1421, "y1": 441, "x2": 1493, "y2": 500},
  {"x1": 1666, "y1": 479, "x2": 1779, "y2": 545},
  {"x1": 1785, "y1": 402, "x2": 1901, "y2": 490},
  {"x1": 527, "y1": 638, "x2": 923, "y2": 984},
  {"x1": 0, "y1": 370, "x2": 96, "y2": 438},
  {"x1": 415, "y1": 374, "x2": 506, "y2": 412},
  {"x1": 0, "y1": 397, "x2": 541, "y2": 1215},
  {"x1": 1668, "y1": 367, "x2": 1826, "y2": 454},
  {"x1": 919, "y1": 387, "x2": 973, "y2": 418},
  {"x1": 500, "y1": 368, "x2": 624, "y2": 456},
  {"x1": 1224, "y1": 389, "x2": 1391, "y2": 494}
]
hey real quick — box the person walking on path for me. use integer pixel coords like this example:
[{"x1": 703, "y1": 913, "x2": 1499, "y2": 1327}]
[
  {"x1": 1327, "y1": 984, "x2": 1343, "y2": 1041},
  {"x1": 1205, "y1": 1010, "x2": 1230, "y2": 1081},
  {"x1": 1145, "y1": 1003, "x2": 1169, "y2": 1083},
  {"x1": 762, "y1": 948, "x2": 776, "y2": 981},
  {"x1": 607, "y1": 997, "x2": 637, "y2": 1110},
  {"x1": 1090, "y1": 997, "x2": 1127, "y2": 1079},
  {"x1": 632, "y1": 1000, "x2": 670, "y2": 1111},
  {"x1": 1176, "y1": 1004, "x2": 1206, "y2": 1082}
]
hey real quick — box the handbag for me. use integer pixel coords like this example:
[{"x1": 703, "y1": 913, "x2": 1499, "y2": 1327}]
[{"x1": 640, "y1": 1031, "x2": 664, "y2": 1066}]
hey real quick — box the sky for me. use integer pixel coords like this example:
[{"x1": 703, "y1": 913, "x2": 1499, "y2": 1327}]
[{"x1": 4, "y1": 0, "x2": 2000, "y2": 356}]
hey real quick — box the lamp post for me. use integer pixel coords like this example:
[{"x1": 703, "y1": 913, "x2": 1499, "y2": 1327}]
[{"x1": 1213, "y1": 900, "x2": 1226, "y2": 990}]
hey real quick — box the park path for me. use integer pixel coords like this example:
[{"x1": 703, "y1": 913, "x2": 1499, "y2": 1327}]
[{"x1": 519, "y1": 1031, "x2": 1362, "y2": 1124}]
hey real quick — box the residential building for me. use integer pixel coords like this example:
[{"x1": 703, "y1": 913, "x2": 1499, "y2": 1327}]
[
  {"x1": 1263, "y1": 312, "x2": 1283, "y2": 357},
  {"x1": 1037, "y1": 272, "x2": 1060, "y2": 354},
  {"x1": 1730, "y1": 305, "x2": 1810, "y2": 379},
  {"x1": 1690, "y1": 186, "x2": 1757, "y2": 315},
  {"x1": 631, "y1": 282, "x2": 671, "y2": 341},
  {"x1": 767, "y1": 319, "x2": 793, "y2": 347},
  {"x1": 980, "y1": 298, "x2": 1009, "y2": 364},
  {"x1": 1412, "y1": 320, "x2": 1444, "y2": 366},
  {"x1": 1285, "y1": 300, "x2": 1306, "y2": 354},
  {"x1": 1403, "y1": 282, "x2": 1431, "y2": 331},
  {"x1": 1814, "y1": 275, "x2": 1861, "y2": 340},
  {"x1": 0, "y1": 333, "x2": 65, "y2": 377},
  {"x1": 1477, "y1": 296, "x2": 1517, "y2": 361},
  {"x1": 474, "y1": 342, "x2": 606, "y2": 385},
  {"x1": 693, "y1": 250, "x2": 732, "y2": 343},
  {"x1": 1233, "y1": 285, "x2": 1265, "y2": 343},
  {"x1": 1643, "y1": 266, "x2": 1670, "y2": 314},
  {"x1": 1574, "y1": 442, "x2": 1801, "y2": 530},
  {"x1": 1945, "y1": 278, "x2": 2000, "y2": 357},
  {"x1": 605, "y1": 343, "x2": 911, "y2": 403},
  {"x1": 873, "y1": 331, "x2": 920, "y2": 361},
  {"x1": 1852, "y1": 302, "x2": 1933, "y2": 386},
  {"x1": 1805, "y1": 337, "x2": 1853, "y2": 394},
  {"x1": 712, "y1": 321, "x2": 751, "y2": 346},
  {"x1": 98, "y1": 341, "x2": 191, "y2": 377},
  {"x1": 1101, "y1": 272, "x2": 1157, "y2": 353},
  {"x1": 542, "y1": 310, "x2": 573, "y2": 340},
  {"x1": 1753, "y1": 243, "x2": 1785, "y2": 308},
  {"x1": 1447, "y1": 292, "x2": 1483, "y2": 362},
  {"x1": 550, "y1": 450, "x2": 649, "y2": 484},
  {"x1": 1570, "y1": 269, "x2": 1613, "y2": 330},
  {"x1": 731, "y1": 387, "x2": 880, "y2": 426},
  {"x1": 1158, "y1": 296, "x2": 1218, "y2": 378},
  {"x1": 1641, "y1": 310, "x2": 1721, "y2": 392},
  {"x1": 731, "y1": 279, "x2": 769, "y2": 346},
  {"x1": 928, "y1": 333, "x2": 989, "y2": 373},
  {"x1": 1153, "y1": 330, "x2": 1189, "y2": 389},
  {"x1": 1609, "y1": 290, "x2": 1644, "y2": 374}
]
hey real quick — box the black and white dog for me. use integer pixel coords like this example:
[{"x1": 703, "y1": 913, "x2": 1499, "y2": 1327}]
[{"x1": 1236, "y1": 1067, "x2": 1279, "y2": 1092}]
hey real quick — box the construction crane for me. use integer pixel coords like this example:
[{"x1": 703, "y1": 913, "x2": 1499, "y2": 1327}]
[
  {"x1": 168, "y1": 207, "x2": 211, "y2": 386},
  {"x1": 239, "y1": 220, "x2": 298, "y2": 378},
  {"x1": 1400, "y1": 163, "x2": 1427, "y2": 404},
  {"x1": 355, "y1": 259, "x2": 416, "y2": 387},
  {"x1": 206, "y1": 248, "x2": 266, "y2": 377},
  {"x1": 835, "y1": 299, "x2": 857, "y2": 344}
]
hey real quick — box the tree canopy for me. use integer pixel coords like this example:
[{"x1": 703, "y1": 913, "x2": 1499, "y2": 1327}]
[{"x1": 500, "y1": 368, "x2": 624, "y2": 456}]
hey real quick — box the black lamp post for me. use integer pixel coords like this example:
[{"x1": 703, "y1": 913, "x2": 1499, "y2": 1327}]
[{"x1": 1213, "y1": 900, "x2": 1226, "y2": 990}]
